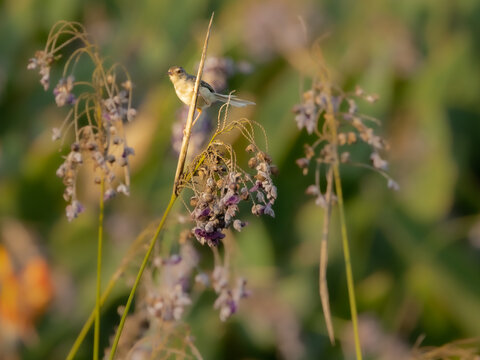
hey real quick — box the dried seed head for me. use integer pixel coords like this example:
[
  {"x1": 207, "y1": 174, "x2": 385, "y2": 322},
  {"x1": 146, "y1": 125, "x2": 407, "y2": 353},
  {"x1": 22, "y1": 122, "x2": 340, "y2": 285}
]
[
  {"x1": 304, "y1": 144, "x2": 315, "y2": 159},
  {"x1": 106, "y1": 154, "x2": 116, "y2": 163},
  {"x1": 293, "y1": 75, "x2": 396, "y2": 203},
  {"x1": 245, "y1": 144, "x2": 256, "y2": 153},
  {"x1": 190, "y1": 196, "x2": 198, "y2": 207},
  {"x1": 341, "y1": 152, "x2": 350, "y2": 163},
  {"x1": 29, "y1": 22, "x2": 137, "y2": 220},
  {"x1": 347, "y1": 132, "x2": 357, "y2": 144}
]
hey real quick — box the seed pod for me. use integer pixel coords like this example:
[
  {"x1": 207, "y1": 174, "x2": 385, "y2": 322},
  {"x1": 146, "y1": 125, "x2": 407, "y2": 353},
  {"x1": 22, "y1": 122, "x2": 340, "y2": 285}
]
[
  {"x1": 270, "y1": 165, "x2": 279, "y2": 176},
  {"x1": 106, "y1": 154, "x2": 116, "y2": 163},
  {"x1": 203, "y1": 193, "x2": 214, "y2": 203},
  {"x1": 255, "y1": 173, "x2": 266, "y2": 182},
  {"x1": 296, "y1": 158, "x2": 309, "y2": 169},
  {"x1": 245, "y1": 144, "x2": 256, "y2": 153},
  {"x1": 190, "y1": 196, "x2": 198, "y2": 207},
  {"x1": 239, "y1": 187, "x2": 249, "y2": 200},
  {"x1": 347, "y1": 132, "x2": 357, "y2": 144},
  {"x1": 71, "y1": 142, "x2": 80, "y2": 152}
]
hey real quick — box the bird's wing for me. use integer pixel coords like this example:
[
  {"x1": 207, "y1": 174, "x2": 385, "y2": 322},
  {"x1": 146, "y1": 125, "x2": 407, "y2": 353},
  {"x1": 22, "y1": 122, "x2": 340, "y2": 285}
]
[{"x1": 200, "y1": 80, "x2": 215, "y2": 93}]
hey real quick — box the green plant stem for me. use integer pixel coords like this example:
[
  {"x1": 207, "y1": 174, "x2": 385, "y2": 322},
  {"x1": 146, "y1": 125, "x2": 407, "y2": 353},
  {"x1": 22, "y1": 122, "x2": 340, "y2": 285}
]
[
  {"x1": 108, "y1": 192, "x2": 177, "y2": 359},
  {"x1": 321, "y1": 63, "x2": 362, "y2": 357},
  {"x1": 66, "y1": 270, "x2": 118, "y2": 360},
  {"x1": 71, "y1": 13, "x2": 213, "y2": 359},
  {"x1": 93, "y1": 177, "x2": 104, "y2": 360},
  {"x1": 173, "y1": 13, "x2": 214, "y2": 194},
  {"x1": 332, "y1": 163, "x2": 362, "y2": 360}
]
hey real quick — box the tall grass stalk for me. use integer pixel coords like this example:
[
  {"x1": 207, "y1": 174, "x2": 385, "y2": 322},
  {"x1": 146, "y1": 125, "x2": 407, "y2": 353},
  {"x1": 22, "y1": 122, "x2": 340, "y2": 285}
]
[
  {"x1": 107, "y1": 12, "x2": 214, "y2": 359},
  {"x1": 294, "y1": 42, "x2": 371, "y2": 358},
  {"x1": 94, "y1": 97, "x2": 106, "y2": 360},
  {"x1": 94, "y1": 176, "x2": 104, "y2": 360},
  {"x1": 66, "y1": 222, "x2": 161, "y2": 360},
  {"x1": 108, "y1": 193, "x2": 176, "y2": 359},
  {"x1": 321, "y1": 69, "x2": 363, "y2": 359},
  {"x1": 333, "y1": 165, "x2": 362, "y2": 360}
]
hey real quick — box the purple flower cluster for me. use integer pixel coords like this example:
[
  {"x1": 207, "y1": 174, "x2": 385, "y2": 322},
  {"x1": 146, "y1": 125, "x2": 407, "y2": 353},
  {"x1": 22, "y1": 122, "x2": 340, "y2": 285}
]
[
  {"x1": 31, "y1": 59, "x2": 135, "y2": 219},
  {"x1": 27, "y1": 50, "x2": 54, "y2": 90},
  {"x1": 102, "y1": 80, "x2": 136, "y2": 123},
  {"x1": 55, "y1": 118, "x2": 135, "y2": 220},
  {"x1": 28, "y1": 22, "x2": 138, "y2": 220},
  {"x1": 292, "y1": 90, "x2": 319, "y2": 135},
  {"x1": 53, "y1": 76, "x2": 76, "y2": 106},
  {"x1": 247, "y1": 145, "x2": 278, "y2": 217},
  {"x1": 146, "y1": 241, "x2": 198, "y2": 322},
  {"x1": 190, "y1": 172, "x2": 247, "y2": 247},
  {"x1": 212, "y1": 266, "x2": 249, "y2": 321},
  {"x1": 189, "y1": 144, "x2": 277, "y2": 247},
  {"x1": 293, "y1": 79, "x2": 399, "y2": 203}
]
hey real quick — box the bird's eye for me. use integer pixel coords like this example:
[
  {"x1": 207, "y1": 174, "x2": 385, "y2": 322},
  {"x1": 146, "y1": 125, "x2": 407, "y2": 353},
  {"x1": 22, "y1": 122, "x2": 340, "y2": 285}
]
[{"x1": 176, "y1": 68, "x2": 182, "y2": 74}]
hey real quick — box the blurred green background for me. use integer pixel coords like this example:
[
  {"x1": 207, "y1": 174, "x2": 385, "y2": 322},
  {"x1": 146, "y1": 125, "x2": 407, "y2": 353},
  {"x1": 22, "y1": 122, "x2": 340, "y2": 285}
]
[{"x1": 1, "y1": 0, "x2": 480, "y2": 359}]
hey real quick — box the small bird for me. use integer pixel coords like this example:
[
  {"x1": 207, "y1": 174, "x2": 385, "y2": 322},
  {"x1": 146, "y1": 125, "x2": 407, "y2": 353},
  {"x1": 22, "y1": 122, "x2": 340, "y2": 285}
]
[{"x1": 167, "y1": 66, "x2": 255, "y2": 112}]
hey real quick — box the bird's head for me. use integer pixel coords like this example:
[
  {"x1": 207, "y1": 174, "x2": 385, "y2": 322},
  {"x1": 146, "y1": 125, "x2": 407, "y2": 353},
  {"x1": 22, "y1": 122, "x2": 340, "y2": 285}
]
[{"x1": 167, "y1": 66, "x2": 186, "y2": 82}]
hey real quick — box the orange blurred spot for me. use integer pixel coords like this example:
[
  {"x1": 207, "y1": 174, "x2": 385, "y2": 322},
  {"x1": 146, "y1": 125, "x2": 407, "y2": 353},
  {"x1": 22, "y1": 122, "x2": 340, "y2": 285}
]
[{"x1": 0, "y1": 245, "x2": 53, "y2": 344}]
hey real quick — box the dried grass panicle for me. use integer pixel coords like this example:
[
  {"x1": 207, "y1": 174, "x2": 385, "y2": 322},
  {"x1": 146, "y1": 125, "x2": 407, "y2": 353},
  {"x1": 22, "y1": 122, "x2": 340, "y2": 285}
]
[
  {"x1": 28, "y1": 21, "x2": 136, "y2": 221},
  {"x1": 144, "y1": 237, "x2": 199, "y2": 322},
  {"x1": 293, "y1": 78, "x2": 398, "y2": 207},
  {"x1": 292, "y1": 48, "x2": 397, "y2": 350},
  {"x1": 105, "y1": 309, "x2": 202, "y2": 360},
  {"x1": 181, "y1": 115, "x2": 277, "y2": 247},
  {"x1": 411, "y1": 338, "x2": 480, "y2": 360},
  {"x1": 109, "y1": 229, "x2": 250, "y2": 357}
]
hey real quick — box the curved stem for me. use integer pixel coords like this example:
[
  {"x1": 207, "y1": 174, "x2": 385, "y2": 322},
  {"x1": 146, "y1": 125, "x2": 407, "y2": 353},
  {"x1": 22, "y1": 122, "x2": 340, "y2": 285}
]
[
  {"x1": 66, "y1": 269, "x2": 117, "y2": 360},
  {"x1": 319, "y1": 167, "x2": 335, "y2": 344},
  {"x1": 93, "y1": 86, "x2": 106, "y2": 360},
  {"x1": 332, "y1": 163, "x2": 362, "y2": 360},
  {"x1": 93, "y1": 176, "x2": 104, "y2": 360},
  {"x1": 66, "y1": 220, "x2": 162, "y2": 360},
  {"x1": 108, "y1": 193, "x2": 177, "y2": 359},
  {"x1": 173, "y1": 13, "x2": 214, "y2": 194},
  {"x1": 320, "y1": 59, "x2": 363, "y2": 357},
  {"x1": 325, "y1": 110, "x2": 362, "y2": 358}
]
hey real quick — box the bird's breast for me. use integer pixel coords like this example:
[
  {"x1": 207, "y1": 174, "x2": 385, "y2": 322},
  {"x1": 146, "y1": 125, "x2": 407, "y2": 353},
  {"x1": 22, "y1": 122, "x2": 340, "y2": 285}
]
[{"x1": 174, "y1": 83, "x2": 194, "y2": 105}]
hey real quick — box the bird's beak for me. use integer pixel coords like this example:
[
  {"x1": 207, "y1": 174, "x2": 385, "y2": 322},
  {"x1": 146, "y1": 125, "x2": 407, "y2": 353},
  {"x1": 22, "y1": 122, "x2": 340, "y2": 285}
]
[{"x1": 167, "y1": 70, "x2": 172, "y2": 76}]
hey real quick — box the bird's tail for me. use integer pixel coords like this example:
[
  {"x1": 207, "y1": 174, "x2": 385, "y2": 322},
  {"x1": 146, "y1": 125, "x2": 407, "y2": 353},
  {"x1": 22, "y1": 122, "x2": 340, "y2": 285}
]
[{"x1": 213, "y1": 93, "x2": 255, "y2": 107}]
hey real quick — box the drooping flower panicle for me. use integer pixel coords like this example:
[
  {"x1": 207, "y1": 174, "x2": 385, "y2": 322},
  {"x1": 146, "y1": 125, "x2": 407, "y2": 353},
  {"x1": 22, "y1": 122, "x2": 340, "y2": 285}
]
[
  {"x1": 28, "y1": 21, "x2": 136, "y2": 220},
  {"x1": 293, "y1": 79, "x2": 398, "y2": 205},
  {"x1": 187, "y1": 142, "x2": 277, "y2": 247}
]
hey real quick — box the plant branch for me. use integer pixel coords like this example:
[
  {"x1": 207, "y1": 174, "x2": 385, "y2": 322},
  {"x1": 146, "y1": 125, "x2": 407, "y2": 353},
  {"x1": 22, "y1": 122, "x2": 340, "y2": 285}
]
[
  {"x1": 108, "y1": 193, "x2": 177, "y2": 359},
  {"x1": 92, "y1": 84, "x2": 106, "y2": 359},
  {"x1": 318, "y1": 51, "x2": 362, "y2": 357},
  {"x1": 65, "y1": 221, "x2": 163, "y2": 360},
  {"x1": 320, "y1": 166, "x2": 335, "y2": 344},
  {"x1": 325, "y1": 110, "x2": 363, "y2": 359},
  {"x1": 332, "y1": 160, "x2": 362, "y2": 359},
  {"x1": 66, "y1": 267, "x2": 116, "y2": 360},
  {"x1": 108, "y1": 13, "x2": 215, "y2": 359},
  {"x1": 93, "y1": 176, "x2": 104, "y2": 360},
  {"x1": 173, "y1": 12, "x2": 214, "y2": 194}
]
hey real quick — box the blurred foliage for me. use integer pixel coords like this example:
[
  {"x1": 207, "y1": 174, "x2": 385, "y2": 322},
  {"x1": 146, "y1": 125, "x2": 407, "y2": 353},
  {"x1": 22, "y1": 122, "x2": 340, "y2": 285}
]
[{"x1": 1, "y1": 0, "x2": 480, "y2": 359}]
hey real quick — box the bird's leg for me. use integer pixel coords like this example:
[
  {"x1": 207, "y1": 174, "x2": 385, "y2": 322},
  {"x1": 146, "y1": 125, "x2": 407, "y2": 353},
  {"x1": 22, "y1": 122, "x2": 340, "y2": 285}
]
[
  {"x1": 192, "y1": 108, "x2": 202, "y2": 127},
  {"x1": 182, "y1": 109, "x2": 203, "y2": 137}
]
